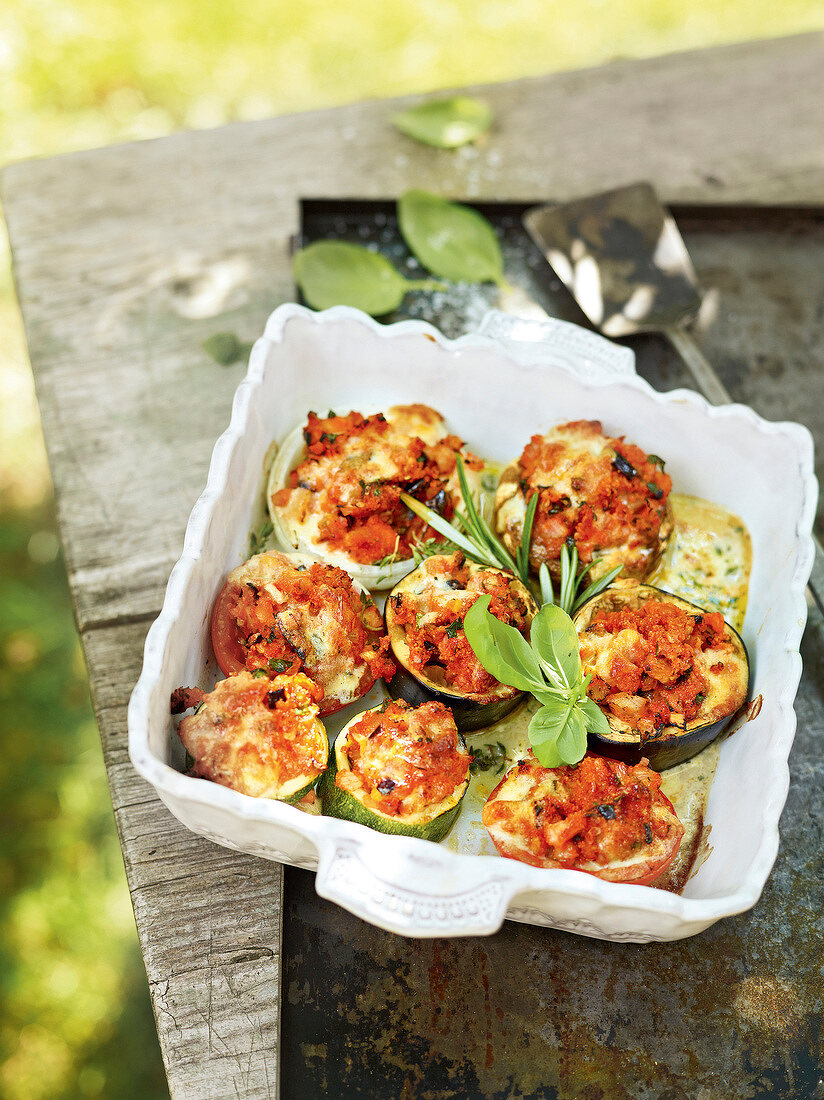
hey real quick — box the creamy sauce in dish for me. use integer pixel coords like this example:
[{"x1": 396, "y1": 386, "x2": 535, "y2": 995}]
[{"x1": 649, "y1": 493, "x2": 752, "y2": 633}]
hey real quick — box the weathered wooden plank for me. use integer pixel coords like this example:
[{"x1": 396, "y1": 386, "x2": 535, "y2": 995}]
[
  {"x1": 4, "y1": 32, "x2": 824, "y2": 1100},
  {"x1": 3, "y1": 34, "x2": 824, "y2": 632},
  {"x1": 80, "y1": 620, "x2": 284, "y2": 1098}
]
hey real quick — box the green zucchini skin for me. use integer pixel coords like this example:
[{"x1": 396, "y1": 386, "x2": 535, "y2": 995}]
[
  {"x1": 318, "y1": 703, "x2": 469, "y2": 841},
  {"x1": 574, "y1": 583, "x2": 750, "y2": 771},
  {"x1": 385, "y1": 662, "x2": 525, "y2": 732},
  {"x1": 384, "y1": 560, "x2": 536, "y2": 733},
  {"x1": 318, "y1": 758, "x2": 464, "y2": 842}
]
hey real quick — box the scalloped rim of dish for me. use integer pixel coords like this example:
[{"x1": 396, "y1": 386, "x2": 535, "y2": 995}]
[{"x1": 127, "y1": 303, "x2": 816, "y2": 939}]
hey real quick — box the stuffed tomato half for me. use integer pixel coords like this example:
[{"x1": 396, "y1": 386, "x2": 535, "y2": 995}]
[
  {"x1": 482, "y1": 753, "x2": 684, "y2": 885},
  {"x1": 574, "y1": 583, "x2": 750, "y2": 769},
  {"x1": 318, "y1": 699, "x2": 471, "y2": 841},
  {"x1": 267, "y1": 404, "x2": 482, "y2": 589},
  {"x1": 384, "y1": 552, "x2": 537, "y2": 731},
  {"x1": 210, "y1": 551, "x2": 394, "y2": 716},
  {"x1": 177, "y1": 671, "x2": 328, "y2": 803}
]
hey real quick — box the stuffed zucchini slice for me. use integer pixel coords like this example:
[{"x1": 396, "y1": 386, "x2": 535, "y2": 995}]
[
  {"x1": 210, "y1": 550, "x2": 395, "y2": 716},
  {"x1": 494, "y1": 419, "x2": 673, "y2": 583},
  {"x1": 384, "y1": 552, "x2": 538, "y2": 732},
  {"x1": 574, "y1": 583, "x2": 750, "y2": 770},
  {"x1": 177, "y1": 671, "x2": 329, "y2": 803},
  {"x1": 266, "y1": 404, "x2": 483, "y2": 590},
  {"x1": 318, "y1": 699, "x2": 471, "y2": 841},
  {"x1": 482, "y1": 753, "x2": 684, "y2": 885}
]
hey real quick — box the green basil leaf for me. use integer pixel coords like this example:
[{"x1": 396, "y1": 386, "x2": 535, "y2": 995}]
[
  {"x1": 202, "y1": 332, "x2": 252, "y2": 366},
  {"x1": 392, "y1": 96, "x2": 492, "y2": 148},
  {"x1": 530, "y1": 603, "x2": 581, "y2": 688},
  {"x1": 398, "y1": 190, "x2": 505, "y2": 285},
  {"x1": 577, "y1": 697, "x2": 612, "y2": 738},
  {"x1": 463, "y1": 595, "x2": 545, "y2": 692},
  {"x1": 528, "y1": 701, "x2": 586, "y2": 768},
  {"x1": 556, "y1": 707, "x2": 588, "y2": 763},
  {"x1": 293, "y1": 241, "x2": 437, "y2": 316}
]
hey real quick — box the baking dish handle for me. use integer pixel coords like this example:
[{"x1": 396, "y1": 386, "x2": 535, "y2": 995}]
[{"x1": 315, "y1": 839, "x2": 513, "y2": 937}]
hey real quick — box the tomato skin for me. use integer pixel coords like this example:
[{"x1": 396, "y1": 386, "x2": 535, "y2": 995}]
[
  {"x1": 209, "y1": 553, "x2": 394, "y2": 717},
  {"x1": 482, "y1": 754, "x2": 684, "y2": 886},
  {"x1": 211, "y1": 580, "x2": 252, "y2": 678}
]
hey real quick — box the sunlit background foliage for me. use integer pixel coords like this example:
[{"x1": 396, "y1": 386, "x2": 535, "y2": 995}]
[{"x1": 1, "y1": 3, "x2": 821, "y2": 1095}]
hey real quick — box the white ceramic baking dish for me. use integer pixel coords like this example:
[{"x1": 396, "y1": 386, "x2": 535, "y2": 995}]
[{"x1": 128, "y1": 304, "x2": 816, "y2": 941}]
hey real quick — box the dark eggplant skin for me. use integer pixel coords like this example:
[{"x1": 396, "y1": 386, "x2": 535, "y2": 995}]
[
  {"x1": 574, "y1": 582, "x2": 750, "y2": 770},
  {"x1": 384, "y1": 559, "x2": 537, "y2": 733}
]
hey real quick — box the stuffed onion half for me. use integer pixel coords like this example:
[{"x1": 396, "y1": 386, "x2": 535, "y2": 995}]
[
  {"x1": 267, "y1": 404, "x2": 483, "y2": 589},
  {"x1": 483, "y1": 753, "x2": 684, "y2": 885}
]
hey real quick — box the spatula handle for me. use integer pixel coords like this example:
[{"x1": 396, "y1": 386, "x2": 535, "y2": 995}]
[{"x1": 663, "y1": 324, "x2": 732, "y2": 405}]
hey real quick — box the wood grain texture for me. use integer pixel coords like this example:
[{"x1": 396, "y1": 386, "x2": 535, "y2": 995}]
[
  {"x1": 81, "y1": 621, "x2": 284, "y2": 1099},
  {"x1": 3, "y1": 32, "x2": 824, "y2": 1099}
]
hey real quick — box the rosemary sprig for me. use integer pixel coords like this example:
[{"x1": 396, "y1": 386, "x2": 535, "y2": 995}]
[
  {"x1": 540, "y1": 542, "x2": 623, "y2": 616},
  {"x1": 401, "y1": 455, "x2": 527, "y2": 581},
  {"x1": 401, "y1": 458, "x2": 623, "y2": 610}
]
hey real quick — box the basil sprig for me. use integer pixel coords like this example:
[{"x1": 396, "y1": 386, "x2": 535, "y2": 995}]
[{"x1": 463, "y1": 596, "x2": 612, "y2": 768}]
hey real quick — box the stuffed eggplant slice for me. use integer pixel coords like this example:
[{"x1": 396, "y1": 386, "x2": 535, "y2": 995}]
[
  {"x1": 318, "y1": 699, "x2": 471, "y2": 841},
  {"x1": 210, "y1": 551, "x2": 395, "y2": 716},
  {"x1": 482, "y1": 753, "x2": 684, "y2": 885},
  {"x1": 384, "y1": 552, "x2": 538, "y2": 731},
  {"x1": 495, "y1": 420, "x2": 672, "y2": 582},
  {"x1": 267, "y1": 404, "x2": 483, "y2": 589},
  {"x1": 574, "y1": 583, "x2": 750, "y2": 770},
  {"x1": 177, "y1": 671, "x2": 329, "y2": 803}
]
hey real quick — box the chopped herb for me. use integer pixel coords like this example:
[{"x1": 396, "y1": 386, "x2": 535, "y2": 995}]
[
  {"x1": 445, "y1": 617, "x2": 463, "y2": 638},
  {"x1": 646, "y1": 454, "x2": 665, "y2": 469},
  {"x1": 376, "y1": 778, "x2": 396, "y2": 794},
  {"x1": 646, "y1": 481, "x2": 664, "y2": 500},
  {"x1": 251, "y1": 668, "x2": 269, "y2": 679},
  {"x1": 248, "y1": 519, "x2": 275, "y2": 556},
  {"x1": 612, "y1": 451, "x2": 638, "y2": 479},
  {"x1": 644, "y1": 822, "x2": 653, "y2": 844},
  {"x1": 268, "y1": 657, "x2": 292, "y2": 673},
  {"x1": 469, "y1": 742, "x2": 508, "y2": 775},
  {"x1": 596, "y1": 803, "x2": 615, "y2": 820}
]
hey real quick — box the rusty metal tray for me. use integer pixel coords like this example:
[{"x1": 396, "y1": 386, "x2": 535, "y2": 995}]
[{"x1": 279, "y1": 199, "x2": 824, "y2": 1099}]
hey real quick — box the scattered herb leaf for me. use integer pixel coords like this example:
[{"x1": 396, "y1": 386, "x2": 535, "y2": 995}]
[
  {"x1": 248, "y1": 519, "x2": 275, "y2": 556},
  {"x1": 392, "y1": 96, "x2": 492, "y2": 149},
  {"x1": 398, "y1": 190, "x2": 505, "y2": 286},
  {"x1": 469, "y1": 741, "x2": 508, "y2": 775},
  {"x1": 293, "y1": 240, "x2": 442, "y2": 315},
  {"x1": 202, "y1": 332, "x2": 253, "y2": 366}
]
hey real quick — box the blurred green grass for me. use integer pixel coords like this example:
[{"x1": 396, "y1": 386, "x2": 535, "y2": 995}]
[{"x1": 2, "y1": 3, "x2": 822, "y2": 1096}]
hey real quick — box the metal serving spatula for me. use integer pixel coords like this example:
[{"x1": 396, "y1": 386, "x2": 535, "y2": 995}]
[{"x1": 522, "y1": 181, "x2": 824, "y2": 613}]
